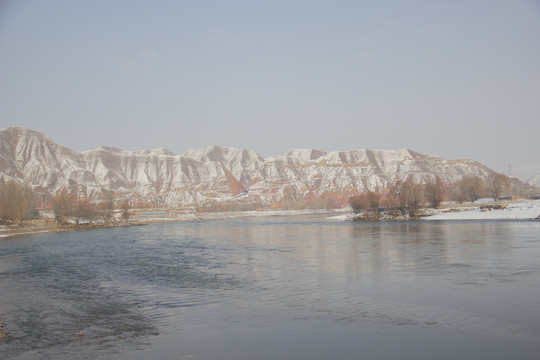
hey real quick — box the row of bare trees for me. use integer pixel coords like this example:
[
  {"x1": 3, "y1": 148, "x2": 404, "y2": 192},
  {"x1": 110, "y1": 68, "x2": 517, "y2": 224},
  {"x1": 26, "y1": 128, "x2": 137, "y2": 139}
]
[
  {"x1": 453, "y1": 173, "x2": 511, "y2": 203},
  {"x1": 0, "y1": 180, "x2": 131, "y2": 226},
  {"x1": 349, "y1": 178, "x2": 427, "y2": 216},
  {"x1": 349, "y1": 173, "x2": 513, "y2": 215},
  {"x1": 53, "y1": 190, "x2": 130, "y2": 224},
  {"x1": 0, "y1": 172, "x2": 524, "y2": 224}
]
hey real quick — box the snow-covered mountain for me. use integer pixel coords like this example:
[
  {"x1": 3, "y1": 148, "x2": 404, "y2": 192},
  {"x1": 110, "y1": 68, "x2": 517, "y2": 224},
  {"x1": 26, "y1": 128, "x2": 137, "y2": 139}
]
[
  {"x1": 528, "y1": 174, "x2": 540, "y2": 189},
  {"x1": 0, "y1": 126, "x2": 523, "y2": 208}
]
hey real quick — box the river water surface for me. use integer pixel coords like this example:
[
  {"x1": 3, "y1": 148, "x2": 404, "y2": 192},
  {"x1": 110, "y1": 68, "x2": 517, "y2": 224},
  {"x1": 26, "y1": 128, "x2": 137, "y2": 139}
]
[{"x1": 1, "y1": 215, "x2": 539, "y2": 359}]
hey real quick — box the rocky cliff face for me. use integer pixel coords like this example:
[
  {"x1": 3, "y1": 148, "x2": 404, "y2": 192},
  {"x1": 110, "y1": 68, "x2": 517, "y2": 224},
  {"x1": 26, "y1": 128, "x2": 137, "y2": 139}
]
[{"x1": 0, "y1": 126, "x2": 503, "y2": 208}]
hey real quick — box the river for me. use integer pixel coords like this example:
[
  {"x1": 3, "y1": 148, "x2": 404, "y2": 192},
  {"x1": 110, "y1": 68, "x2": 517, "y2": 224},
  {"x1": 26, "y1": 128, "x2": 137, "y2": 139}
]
[{"x1": 1, "y1": 215, "x2": 539, "y2": 359}]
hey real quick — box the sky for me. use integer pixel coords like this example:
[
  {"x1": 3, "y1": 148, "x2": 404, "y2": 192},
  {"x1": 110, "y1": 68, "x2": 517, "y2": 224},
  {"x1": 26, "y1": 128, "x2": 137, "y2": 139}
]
[{"x1": 0, "y1": 0, "x2": 539, "y2": 179}]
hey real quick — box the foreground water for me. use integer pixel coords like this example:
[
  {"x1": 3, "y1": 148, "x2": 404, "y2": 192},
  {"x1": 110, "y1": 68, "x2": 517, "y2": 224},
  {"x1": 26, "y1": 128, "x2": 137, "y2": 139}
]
[{"x1": 1, "y1": 215, "x2": 539, "y2": 359}]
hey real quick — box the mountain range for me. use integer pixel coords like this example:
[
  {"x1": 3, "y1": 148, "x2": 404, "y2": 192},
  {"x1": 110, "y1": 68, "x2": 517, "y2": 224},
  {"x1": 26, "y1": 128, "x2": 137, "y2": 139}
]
[{"x1": 0, "y1": 126, "x2": 532, "y2": 209}]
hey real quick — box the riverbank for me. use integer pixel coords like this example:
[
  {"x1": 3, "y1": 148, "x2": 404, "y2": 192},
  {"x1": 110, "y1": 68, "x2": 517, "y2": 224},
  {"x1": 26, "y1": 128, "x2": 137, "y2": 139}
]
[
  {"x1": 3, "y1": 200, "x2": 539, "y2": 239},
  {"x1": 0, "y1": 219, "x2": 147, "y2": 240},
  {"x1": 0, "y1": 209, "x2": 334, "y2": 240}
]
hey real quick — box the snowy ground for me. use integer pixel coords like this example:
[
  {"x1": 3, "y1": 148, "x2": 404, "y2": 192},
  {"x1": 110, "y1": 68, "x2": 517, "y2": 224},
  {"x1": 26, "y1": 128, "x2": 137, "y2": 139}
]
[
  {"x1": 325, "y1": 213, "x2": 357, "y2": 221},
  {"x1": 326, "y1": 199, "x2": 540, "y2": 221},
  {"x1": 426, "y1": 200, "x2": 540, "y2": 220}
]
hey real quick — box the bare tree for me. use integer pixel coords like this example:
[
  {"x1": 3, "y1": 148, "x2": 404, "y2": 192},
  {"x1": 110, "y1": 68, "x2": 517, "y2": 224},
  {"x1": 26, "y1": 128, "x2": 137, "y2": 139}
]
[
  {"x1": 395, "y1": 178, "x2": 424, "y2": 214},
  {"x1": 99, "y1": 190, "x2": 115, "y2": 221},
  {"x1": 488, "y1": 173, "x2": 510, "y2": 201},
  {"x1": 366, "y1": 191, "x2": 380, "y2": 211},
  {"x1": 120, "y1": 201, "x2": 131, "y2": 220},
  {"x1": 381, "y1": 184, "x2": 399, "y2": 210},
  {"x1": 53, "y1": 193, "x2": 75, "y2": 224},
  {"x1": 73, "y1": 199, "x2": 96, "y2": 224},
  {"x1": 455, "y1": 176, "x2": 485, "y2": 203},
  {"x1": 424, "y1": 176, "x2": 444, "y2": 208},
  {"x1": 348, "y1": 194, "x2": 369, "y2": 214},
  {"x1": 0, "y1": 181, "x2": 34, "y2": 224}
]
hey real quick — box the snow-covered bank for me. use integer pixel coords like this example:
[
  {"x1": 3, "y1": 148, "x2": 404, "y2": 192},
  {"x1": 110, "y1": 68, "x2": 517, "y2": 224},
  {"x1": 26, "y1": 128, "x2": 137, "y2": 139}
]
[
  {"x1": 426, "y1": 200, "x2": 540, "y2": 220},
  {"x1": 326, "y1": 214, "x2": 353, "y2": 221},
  {"x1": 326, "y1": 200, "x2": 540, "y2": 221}
]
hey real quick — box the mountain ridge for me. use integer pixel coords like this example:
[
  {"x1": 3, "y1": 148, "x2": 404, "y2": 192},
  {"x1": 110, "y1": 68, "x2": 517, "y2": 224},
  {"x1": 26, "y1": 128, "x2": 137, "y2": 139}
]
[{"x1": 0, "y1": 126, "x2": 528, "y2": 208}]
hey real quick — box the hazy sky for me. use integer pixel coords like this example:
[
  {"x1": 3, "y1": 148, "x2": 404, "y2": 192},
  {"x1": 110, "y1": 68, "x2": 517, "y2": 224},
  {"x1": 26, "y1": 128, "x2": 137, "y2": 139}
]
[{"x1": 1, "y1": 0, "x2": 539, "y2": 179}]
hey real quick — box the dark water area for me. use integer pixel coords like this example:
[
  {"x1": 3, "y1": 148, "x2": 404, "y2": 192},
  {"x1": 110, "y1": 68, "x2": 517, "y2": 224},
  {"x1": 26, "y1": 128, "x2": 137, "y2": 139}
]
[{"x1": 1, "y1": 215, "x2": 539, "y2": 359}]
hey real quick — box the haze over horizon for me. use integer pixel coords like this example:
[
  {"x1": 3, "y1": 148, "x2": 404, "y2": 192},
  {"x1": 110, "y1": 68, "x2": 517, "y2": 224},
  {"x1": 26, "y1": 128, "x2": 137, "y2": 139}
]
[{"x1": 1, "y1": 1, "x2": 539, "y2": 179}]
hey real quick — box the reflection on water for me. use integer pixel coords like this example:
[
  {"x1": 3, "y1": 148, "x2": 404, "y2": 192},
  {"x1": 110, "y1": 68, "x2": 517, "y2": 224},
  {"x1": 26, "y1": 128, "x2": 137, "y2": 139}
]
[{"x1": 1, "y1": 216, "x2": 539, "y2": 359}]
